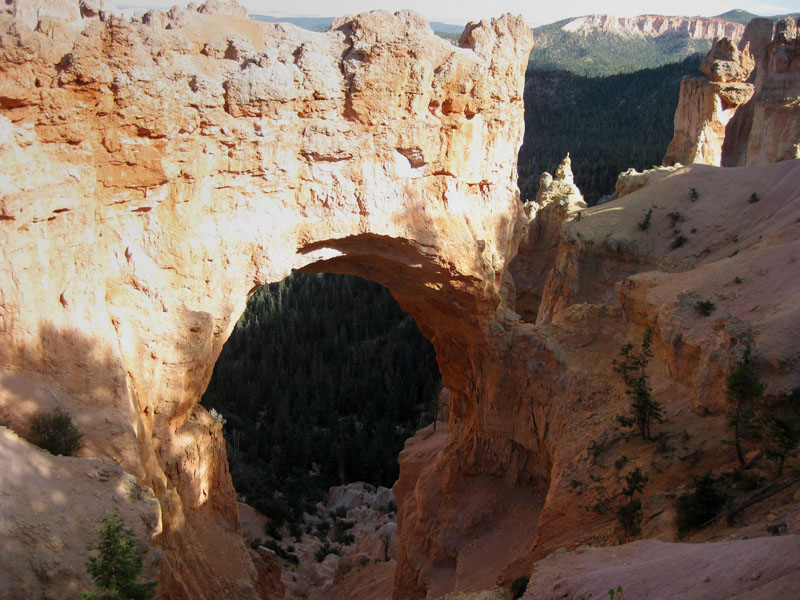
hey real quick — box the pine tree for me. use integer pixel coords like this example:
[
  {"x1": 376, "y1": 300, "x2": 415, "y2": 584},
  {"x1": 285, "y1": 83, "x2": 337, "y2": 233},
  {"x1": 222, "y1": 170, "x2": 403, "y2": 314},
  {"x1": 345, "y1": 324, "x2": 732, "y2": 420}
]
[
  {"x1": 726, "y1": 344, "x2": 764, "y2": 468},
  {"x1": 83, "y1": 511, "x2": 157, "y2": 600},
  {"x1": 761, "y1": 388, "x2": 800, "y2": 476},
  {"x1": 614, "y1": 328, "x2": 665, "y2": 441}
]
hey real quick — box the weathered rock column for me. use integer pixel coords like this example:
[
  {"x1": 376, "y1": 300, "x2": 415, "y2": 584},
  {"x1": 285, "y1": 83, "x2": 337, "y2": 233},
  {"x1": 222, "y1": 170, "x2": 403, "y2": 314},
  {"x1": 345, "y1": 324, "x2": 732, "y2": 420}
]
[{"x1": 664, "y1": 17, "x2": 800, "y2": 167}]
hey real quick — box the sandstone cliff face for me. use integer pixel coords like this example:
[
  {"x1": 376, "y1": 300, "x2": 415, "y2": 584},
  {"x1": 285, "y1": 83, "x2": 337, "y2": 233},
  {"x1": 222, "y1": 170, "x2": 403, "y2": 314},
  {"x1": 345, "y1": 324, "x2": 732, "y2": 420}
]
[
  {"x1": 561, "y1": 14, "x2": 744, "y2": 41},
  {"x1": 0, "y1": 1, "x2": 532, "y2": 597},
  {"x1": 663, "y1": 17, "x2": 800, "y2": 167}
]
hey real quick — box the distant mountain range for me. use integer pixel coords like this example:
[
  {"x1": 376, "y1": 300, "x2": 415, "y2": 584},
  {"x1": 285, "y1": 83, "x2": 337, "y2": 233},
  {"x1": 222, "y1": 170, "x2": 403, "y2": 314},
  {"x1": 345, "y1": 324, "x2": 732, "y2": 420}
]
[
  {"x1": 248, "y1": 10, "x2": 799, "y2": 78},
  {"x1": 713, "y1": 9, "x2": 799, "y2": 24},
  {"x1": 530, "y1": 10, "x2": 798, "y2": 76},
  {"x1": 530, "y1": 15, "x2": 737, "y2": 76}
]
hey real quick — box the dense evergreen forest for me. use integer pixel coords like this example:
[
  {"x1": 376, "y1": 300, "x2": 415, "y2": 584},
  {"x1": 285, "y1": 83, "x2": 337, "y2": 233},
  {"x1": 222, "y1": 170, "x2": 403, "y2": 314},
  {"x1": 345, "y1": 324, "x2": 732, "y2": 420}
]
[
  {"x1": 202, "y1": 274, "x2": 440, "y2": 525},
  {"x1": 518, "y1": 56, "x2": 702, "y2": 205},
  {"x1": 203, "y1": 49, "x2": 705, "y2": 528}
]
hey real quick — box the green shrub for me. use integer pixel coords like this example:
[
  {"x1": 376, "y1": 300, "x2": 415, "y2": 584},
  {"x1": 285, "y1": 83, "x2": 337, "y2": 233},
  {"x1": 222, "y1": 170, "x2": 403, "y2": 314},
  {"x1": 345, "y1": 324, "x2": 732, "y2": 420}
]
[
  {"x1": 83, "y1": 511, "x2": 157, "y2": 600},
  {"x1": 511, "y1": 575, "x2": 530, "y2": 599},
  {"x1": 332, "y1": 529, "x2": 355, "y2": 545},
  {"x1": 263, "y1": 540, "x2": 299, "y2": 564},
  {"x1": 695, "y1": 300, "x2": 715, "y2": 316},
  {"x1": 638, "y1": 207, "x2": 653, "y2": 231},
  {"x1": 249, "y1": 537, "x2": 264, "y2": 550},
  {"x1": 674, "y1": 472, "x2": 728, "y2": 534},
  {"x1": 670, "y1": 234, "x2": 687, "y2": 249},
  {"x1": 314, "y1": 541, "x2": 340, "y2": 562},
  {"x1": 29, "y1": 408, "x2": 82, "y2": 456},
  {"x1": 689, "y1": 188, "x2": 699, "y2": 201},
  {"x1": 748, "y1": 192, "x2": 760, "y2": 203},
  {"x1": 616, "y1": 498, "x2": 642, "y2": 536},
  {"x1": 622, "y1": 468, "x2": 648, "y2": 498},
  {"x1": 766, "y1": 522, "x2": 787, "y2": 535},
  {"x1": 667, "y1": 211, "x2": 684, "y2": 227}
]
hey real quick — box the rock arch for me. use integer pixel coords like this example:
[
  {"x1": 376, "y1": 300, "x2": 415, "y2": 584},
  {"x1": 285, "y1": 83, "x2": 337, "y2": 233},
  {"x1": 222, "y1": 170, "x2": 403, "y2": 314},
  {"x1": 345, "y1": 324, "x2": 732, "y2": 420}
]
[{"x1": 0, "y1": 4, "x2": 534, "y2": 597}]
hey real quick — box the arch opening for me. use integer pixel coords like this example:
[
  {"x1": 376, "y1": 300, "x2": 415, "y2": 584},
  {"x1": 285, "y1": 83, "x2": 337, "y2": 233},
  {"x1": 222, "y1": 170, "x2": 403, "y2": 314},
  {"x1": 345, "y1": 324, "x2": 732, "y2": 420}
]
[{"x1": 201, "y1": 270, "x2": 442, "y2": 537}]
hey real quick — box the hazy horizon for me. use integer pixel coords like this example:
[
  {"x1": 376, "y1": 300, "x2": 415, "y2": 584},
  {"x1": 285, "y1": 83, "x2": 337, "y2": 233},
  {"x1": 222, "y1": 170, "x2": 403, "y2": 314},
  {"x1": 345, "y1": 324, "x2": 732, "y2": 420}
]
[{"x1": 113, "y1": 1, "x2": 800, "y2": 27}]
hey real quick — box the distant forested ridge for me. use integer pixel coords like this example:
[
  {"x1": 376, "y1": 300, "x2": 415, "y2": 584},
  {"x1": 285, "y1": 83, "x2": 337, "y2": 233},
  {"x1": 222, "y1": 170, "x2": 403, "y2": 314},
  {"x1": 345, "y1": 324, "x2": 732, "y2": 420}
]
[
  {"x1": 530, "y1": 19, "x2": 711, "y2": 77},
  {"x1": 202, "y1": 273, "x2": 440, "y2": 524},
  {"x1": 518, "y1": 55, "x2": 703, "y2": 205},
  {"x1": 713, "y1": 9, "x2": 800, "y2": 25}
]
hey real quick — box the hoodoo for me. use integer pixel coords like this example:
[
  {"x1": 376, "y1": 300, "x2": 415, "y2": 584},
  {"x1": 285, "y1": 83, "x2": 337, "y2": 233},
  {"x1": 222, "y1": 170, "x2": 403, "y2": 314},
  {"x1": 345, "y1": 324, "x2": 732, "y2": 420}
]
[{"x1": 663, "y1": 16, "x2": 800, "y2": 167}]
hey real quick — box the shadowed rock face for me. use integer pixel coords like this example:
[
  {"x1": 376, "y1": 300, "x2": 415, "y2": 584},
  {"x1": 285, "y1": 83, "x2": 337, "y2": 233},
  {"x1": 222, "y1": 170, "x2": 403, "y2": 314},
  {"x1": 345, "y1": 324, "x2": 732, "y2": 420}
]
[
  {"x1": 663, "y1": 17, "x2": 800, "y2": 167},
  {"x1": 0, "y1": 1, "x2": 531, "y2": 597}
]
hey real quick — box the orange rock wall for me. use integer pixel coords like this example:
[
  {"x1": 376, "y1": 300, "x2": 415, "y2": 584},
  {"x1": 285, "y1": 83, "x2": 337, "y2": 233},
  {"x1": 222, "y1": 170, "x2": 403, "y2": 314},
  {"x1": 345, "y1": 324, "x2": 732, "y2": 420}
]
[{"x1": 0, "y1": 2, "x2": 531, "y2": 597}]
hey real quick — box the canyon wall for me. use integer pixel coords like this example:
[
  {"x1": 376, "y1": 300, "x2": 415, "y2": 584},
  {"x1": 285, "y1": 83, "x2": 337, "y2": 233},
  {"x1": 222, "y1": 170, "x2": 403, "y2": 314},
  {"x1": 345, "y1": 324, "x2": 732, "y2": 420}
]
[
  {"x1": 0, "y1": 1, "x2": 532, "y2": 597},
  {"x1": 663, "y1": 17, "x2": 800, "y2": 167},
  {"x1": 561, "y1": 14, "x2": 744, "y2": 41}
]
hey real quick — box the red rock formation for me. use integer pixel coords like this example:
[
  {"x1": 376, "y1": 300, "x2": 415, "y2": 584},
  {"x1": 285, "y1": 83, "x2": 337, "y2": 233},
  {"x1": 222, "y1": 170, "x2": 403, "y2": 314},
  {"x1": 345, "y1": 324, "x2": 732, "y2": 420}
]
[
  {"x1": 664, "y1": 17, "x2": 800, "y2": 167},
  {"x1": 561, "y1": 14, "x2": 744, "y2": 41},
  {"x1": 0, "y1": 1, "x2": 532, "y2": 597}
]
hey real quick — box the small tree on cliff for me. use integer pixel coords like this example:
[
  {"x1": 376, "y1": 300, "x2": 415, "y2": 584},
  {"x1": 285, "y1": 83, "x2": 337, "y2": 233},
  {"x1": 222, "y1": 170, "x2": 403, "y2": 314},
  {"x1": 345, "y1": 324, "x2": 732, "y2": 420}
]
[
  {"x1": 726, "y1": 344, "x2": 764, "y2": 468},
  {"x1": 614, "y1": 328, "x2": 664, "y2": 441},
  {"x1": 761, "y1": 387, "x2": 800, "y2": 477},
  {"x1": 617, "y1": 468, "x2": 648, "y2": 537},
  {"x1": 83, "y1": 511, "x2": 157, "y2": 600}
]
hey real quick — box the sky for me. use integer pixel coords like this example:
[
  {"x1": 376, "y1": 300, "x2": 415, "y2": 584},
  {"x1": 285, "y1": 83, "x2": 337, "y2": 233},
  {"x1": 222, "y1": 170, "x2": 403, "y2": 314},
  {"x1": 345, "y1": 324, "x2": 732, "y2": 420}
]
[{"x1": 115, "y1": 0, "x2": 800, "y2": 26}]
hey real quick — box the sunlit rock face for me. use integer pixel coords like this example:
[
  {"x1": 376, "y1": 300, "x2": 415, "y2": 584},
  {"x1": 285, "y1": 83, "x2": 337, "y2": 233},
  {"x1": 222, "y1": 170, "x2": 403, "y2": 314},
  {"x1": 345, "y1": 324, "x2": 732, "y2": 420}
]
[
  {"x1": 560, "y1": 14, "x2": 744, "y2": 41},
  {"x1": 6, "y1": 2, "x2": 800, "y2": 598},
  {"x1": 0, "y1": 0, "x2": 532, "y2": 597},
  {"x1": 663, "y1": 17, "x2": 800, "y2": 167}
]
